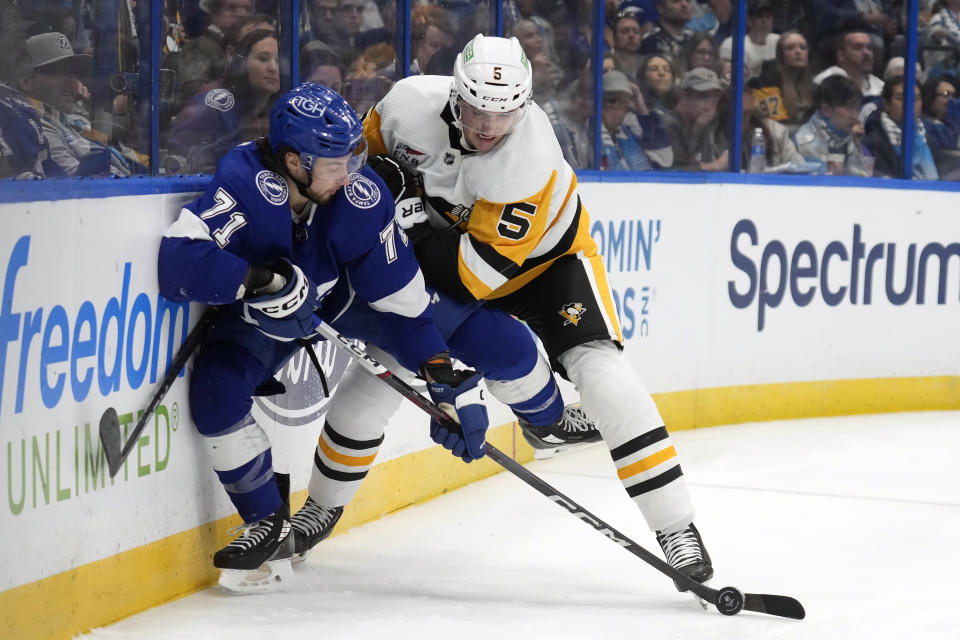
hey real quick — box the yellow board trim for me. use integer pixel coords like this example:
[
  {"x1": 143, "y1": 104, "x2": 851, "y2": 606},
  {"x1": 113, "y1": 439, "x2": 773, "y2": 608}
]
[{"x1": 3, "y1": 375, "x2": 959, "y2": 639}]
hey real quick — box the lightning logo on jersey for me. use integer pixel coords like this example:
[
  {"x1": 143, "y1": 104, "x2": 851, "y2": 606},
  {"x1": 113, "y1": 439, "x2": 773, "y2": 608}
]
[{"x1": 559, "y1": 302, "x2": 587, "y2": 326}]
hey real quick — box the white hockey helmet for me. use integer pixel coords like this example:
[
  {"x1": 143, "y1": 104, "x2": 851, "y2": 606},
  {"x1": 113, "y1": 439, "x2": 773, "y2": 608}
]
[{"x1": 452, "y1": 34, "x2": 532, "y2": 113}]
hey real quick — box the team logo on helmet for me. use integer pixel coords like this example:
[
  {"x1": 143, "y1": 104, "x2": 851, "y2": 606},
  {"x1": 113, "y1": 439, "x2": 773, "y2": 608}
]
[
  {"x1": 256, "y1": 170, "x2": 289, "y2": 205},
  {"x1": 289, "y1": 94, "x2": 327, "y2": 118},
  {"x1": 559, "y1": 302, "x2": 587, "y2": 326},
  {"x1": 205, "y1": 88, "x2": 235, "y2": 112},
  {"x1": 344, "y1": 173, "x2": 381, "y2": 209}
]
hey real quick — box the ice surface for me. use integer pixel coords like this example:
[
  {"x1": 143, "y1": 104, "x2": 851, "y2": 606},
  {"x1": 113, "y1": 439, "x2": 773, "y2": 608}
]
[{"x1": 80, "y1": 412, "x2": 960, "y2": 639}]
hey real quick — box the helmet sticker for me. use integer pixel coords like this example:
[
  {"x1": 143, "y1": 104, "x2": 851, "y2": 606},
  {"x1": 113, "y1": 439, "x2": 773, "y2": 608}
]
[
  {"x1": 205, "y1": 88, "x2": 236, "y2": 112},
  {"x1": 463, "y1": 40, "x2": 474, "y2": 62},
  {"x1": 256, "y1": 170, "x2": 289, "y2": 205},
  {"x1": 344, "y1": 173, "x2": 381, "y2": 209},
  {"x1": 288, "y1": 94, "x2": 328, "y2": 119}
]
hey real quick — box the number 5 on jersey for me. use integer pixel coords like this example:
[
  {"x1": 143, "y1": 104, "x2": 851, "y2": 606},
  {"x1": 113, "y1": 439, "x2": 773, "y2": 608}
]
[{"x1": 497, "y1": 202, "x2": 537, "y2": 240}]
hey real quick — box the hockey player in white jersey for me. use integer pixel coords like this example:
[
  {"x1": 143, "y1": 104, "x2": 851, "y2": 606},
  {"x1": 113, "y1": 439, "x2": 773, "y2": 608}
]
[{"x1": 358, "y1": 34, "x2": 714, "y2": 589}]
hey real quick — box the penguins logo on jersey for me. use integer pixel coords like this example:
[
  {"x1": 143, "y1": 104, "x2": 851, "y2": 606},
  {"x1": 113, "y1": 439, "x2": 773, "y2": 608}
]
[
  {"x1": 289, "y1": 95, "x2": 326, "y2": 118},
  {"x1": 256, "y1": 170, "x2": 289, "y2": 205},
  {"x1": 559, "y1": 302, "x2": 587, "y2": 326},
  {"x1": 205, "y1": 88, "x2": 236, "y2": 112},
  {"x1": 344, "y1": 173, "x2": 381, "y2": 208}
]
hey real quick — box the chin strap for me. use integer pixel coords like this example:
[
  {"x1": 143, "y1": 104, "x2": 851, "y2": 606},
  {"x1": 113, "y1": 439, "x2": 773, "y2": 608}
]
[{"x1": 256, "y1": 138, "x2": 318, "y2": 204}]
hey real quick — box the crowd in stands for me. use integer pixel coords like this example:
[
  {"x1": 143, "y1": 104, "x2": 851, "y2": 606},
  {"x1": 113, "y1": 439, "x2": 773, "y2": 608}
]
[
  {"x1": 589, "y1": 0, "x2": 960, "y2": 178},
  {"x1": 4, "y1": 0, "x2": 960, "y2": 181}
]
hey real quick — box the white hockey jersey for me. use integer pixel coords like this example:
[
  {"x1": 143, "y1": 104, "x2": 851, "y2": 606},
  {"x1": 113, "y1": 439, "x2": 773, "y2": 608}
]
[{"x1": 363, "y1": 75, "x2": 600, "y2": 301}]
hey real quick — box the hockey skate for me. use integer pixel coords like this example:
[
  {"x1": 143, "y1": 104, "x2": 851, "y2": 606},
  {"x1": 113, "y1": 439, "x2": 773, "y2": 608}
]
[
  {"x1": 656, "y1": 522, "x2": 714, "y2": 595},
  {"x1": 214, "y1": 504, "x2": 294, "y2": 594},
  {"x1": 290, "y1": 496, "x2": 344, "y2": 563},
  {"x1": 519, "y1": 403, "x2": 602, "y2": 459}
]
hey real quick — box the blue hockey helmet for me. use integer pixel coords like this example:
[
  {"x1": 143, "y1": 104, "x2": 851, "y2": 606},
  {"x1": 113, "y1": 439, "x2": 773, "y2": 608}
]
[{"x1": 269, "y1": 82, "x2": 367, "y2": 174}]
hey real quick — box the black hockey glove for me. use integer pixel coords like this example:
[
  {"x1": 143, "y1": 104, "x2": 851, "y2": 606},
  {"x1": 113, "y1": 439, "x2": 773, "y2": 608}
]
[
  {"x1": 367, "y1": 154, "x2": 427, "y2": 230},
  {"x1": 420, "y1": 353, "x2": 488, "y2": 462}
]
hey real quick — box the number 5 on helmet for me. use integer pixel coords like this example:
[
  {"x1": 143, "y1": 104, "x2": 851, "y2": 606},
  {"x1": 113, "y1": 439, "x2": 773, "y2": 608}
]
[{"x1": 242, "y1": 259, "x2": 321, "y2": 340}]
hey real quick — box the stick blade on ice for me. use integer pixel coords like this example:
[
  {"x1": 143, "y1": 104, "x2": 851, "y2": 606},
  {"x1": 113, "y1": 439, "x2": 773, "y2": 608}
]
[
  {"x1": 744, "y1": 593, "x2": 806, "y2": 619},
  {"x1": 99, "y1": 407, "x2": 123, "y2": 478}
]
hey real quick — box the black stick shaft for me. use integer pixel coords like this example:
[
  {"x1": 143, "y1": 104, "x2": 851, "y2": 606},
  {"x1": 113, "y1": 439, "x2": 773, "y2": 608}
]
[{"x1": 107, "y1": 308, "x2": 213, "y2": 474}]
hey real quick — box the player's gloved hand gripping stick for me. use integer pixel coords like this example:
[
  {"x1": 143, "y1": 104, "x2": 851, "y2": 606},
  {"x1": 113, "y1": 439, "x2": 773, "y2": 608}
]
[{"x1": 307, "y1": 319, "x2": 805, "y2": 620}]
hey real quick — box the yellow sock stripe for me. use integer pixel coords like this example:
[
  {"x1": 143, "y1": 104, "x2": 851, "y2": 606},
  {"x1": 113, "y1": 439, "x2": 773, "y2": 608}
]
[
  {"x1": 616, "y1": 445, "x2": 677, "y2": 481},
  {"x1": 317, "y1": 435, "x2": 379, "y2": 467}
]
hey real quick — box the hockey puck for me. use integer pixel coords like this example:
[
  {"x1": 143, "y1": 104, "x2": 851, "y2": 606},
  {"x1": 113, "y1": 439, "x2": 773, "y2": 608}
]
[{"x1": 715, "y1": 586, "x2": 744, "y2": 615}]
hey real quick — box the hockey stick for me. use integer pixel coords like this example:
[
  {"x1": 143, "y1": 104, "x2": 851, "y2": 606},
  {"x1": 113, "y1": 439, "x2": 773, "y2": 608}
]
[
  {"x1": 309, "y1": 320, "x2": 805, "y2": 620},
  {"x1": 99, "y1": 308, "x2": 216, "y2": 478}
]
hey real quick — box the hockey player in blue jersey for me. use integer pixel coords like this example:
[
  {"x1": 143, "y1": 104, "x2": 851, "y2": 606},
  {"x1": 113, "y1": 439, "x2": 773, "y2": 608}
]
[
  {"x1": 158, "y1": 82, "x2": 597, "y2": 593},
  {"x1": 159, "y1": 83, "x2": 495, "y2": 592}
]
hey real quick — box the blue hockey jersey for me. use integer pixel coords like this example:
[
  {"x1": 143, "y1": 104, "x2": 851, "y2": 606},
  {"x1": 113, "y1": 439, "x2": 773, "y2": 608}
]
[{"x1": 158, "y1": 141, "x2": 446, "y2": 370}]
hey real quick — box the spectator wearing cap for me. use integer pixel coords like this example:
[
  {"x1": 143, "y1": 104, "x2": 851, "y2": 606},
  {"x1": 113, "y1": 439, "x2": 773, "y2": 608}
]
[
  {"x1": 640, "y1": 0, "x2": 694, "y2": 58},
  {"x1": 795, "y1": 74, "x2": 872, "y2": 176},
  {"x1": 719, "y1": 0, "x2": 779, "y2": 78},
  {"x1": 661, "y1": 66, "x2": 729, "y2": 170},
  {"x1": 610, "y1": 6, "x2": 655, "y2": 79},
  {"x1": 13, "y1": 32, "x2": 134, "y2": 177},
  {"x1": 600, "y1": 69, "x2": 673, "y2": 170}
]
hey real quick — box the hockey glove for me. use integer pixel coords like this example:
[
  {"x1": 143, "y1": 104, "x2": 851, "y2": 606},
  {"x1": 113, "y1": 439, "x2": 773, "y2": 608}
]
[
  {"x1": 242, "y1": 259, "x2": 321, "y2": 341},
  {"x1": 422, "y1": 354, "x2": 488, "y2": 463},
  {"x1": 367, "y1": 154, "x2": 427, "y2": 230}
]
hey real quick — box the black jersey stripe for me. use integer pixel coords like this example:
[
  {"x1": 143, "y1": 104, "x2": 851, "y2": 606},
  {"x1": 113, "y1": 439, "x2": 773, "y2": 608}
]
[
  {"x1": 609, "y1": 426, "x2": 670, "y2": 461},
  {"x1": 468, "y1": 232, "x2": 521, "y2": 277},
  {"x1": 625, "y1": 464, "x2": 684, "y2": 497},
  {"x1": 323, "y1": 421, "x2": 385, "y2": 451},
  {"x1": 314, "y1": 450, "x2": 369, "y2": 482}
]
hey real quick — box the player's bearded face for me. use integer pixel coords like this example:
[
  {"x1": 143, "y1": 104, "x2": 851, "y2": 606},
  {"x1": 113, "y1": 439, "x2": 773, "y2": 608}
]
[
  {"x1": 456, "y1": 99, "x2": 521, "y2": 151},
  {"x1": 306, "y1": 155, "x2": 352, "y2": 203}
]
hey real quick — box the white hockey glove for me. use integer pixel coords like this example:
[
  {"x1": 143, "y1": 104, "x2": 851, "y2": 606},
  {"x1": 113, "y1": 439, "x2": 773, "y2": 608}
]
[
  {"x1": 366, "y1": 154, "x2": 427, "y2": 229},
  {"x1": 241, "y1": 259, "x2": 321, "y2": 341}
]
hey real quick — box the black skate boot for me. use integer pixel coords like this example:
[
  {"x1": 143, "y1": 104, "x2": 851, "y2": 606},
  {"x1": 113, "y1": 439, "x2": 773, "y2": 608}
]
[
  {"x1": 290, "y1": 496, "x2": 344, "y2": 562},
  {"x1": 519, "y1": 403, "x2": 602, "y2": 458},
  {"x1": 656, "y1": 522, "x2": 714, "y2": 592},
  {"x1": 214, "y1": 503, "x2": 294, "y2": 594}
]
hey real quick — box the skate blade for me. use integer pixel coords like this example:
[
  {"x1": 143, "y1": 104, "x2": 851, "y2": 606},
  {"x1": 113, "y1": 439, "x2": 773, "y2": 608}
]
[
  {"x1": 218, "y1": 558, "x2": 293, "y2": 595},
  {"x1": 291, "y1": 551, "x2": 308, "y2": 565}
]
